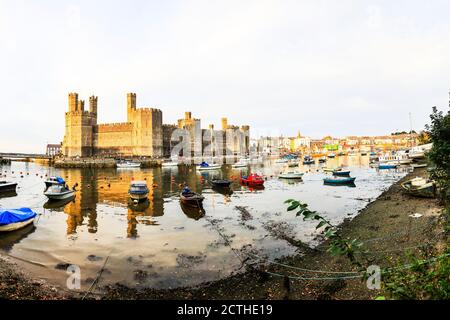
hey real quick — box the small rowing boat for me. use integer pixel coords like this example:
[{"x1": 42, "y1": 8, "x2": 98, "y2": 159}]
[
  {"x1": 332, "y1": 170, "x2": 351, "y2": 177},
  {"x1": 0, "y1": 208, "x2": 37, "y2": 232},
  {"x1": 180, "y1": 187, "x2": 205, "y2": 205},
  {"x1": 240, "y1": 173, "x2": 265, "y2": 186},
  {"x1": 117, "y1": 161, "x2": 141, "y2": 168},
  {"x1": 44, "y1": 176, "x2": 65, "y2": 190},
  {"x1": 324, "y1": 177, "x2": 356, "y2": 186},
  {"x1": 44, "y1": 185, "x2": 76, "y2": 200},
  {"x1": 197, "y1": 162, "x2": 222, "y2": 171},
  {"x1": 128, "y1": 181, "x2": 149, "y2": 201},
  {"x1": 279, "y1": 172, "x2": 304, "y2": 179},
  {"x1": 401, "y1": 177, "x2": 435, "y2": 198},
  {"x1": 378, "y1": 164, "x2": 398, "y2": 170}
]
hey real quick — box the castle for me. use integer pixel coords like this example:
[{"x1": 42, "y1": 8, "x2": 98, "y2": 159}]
[{"x1": 62, "y1": 93, "x2": 250, "y2": 158}]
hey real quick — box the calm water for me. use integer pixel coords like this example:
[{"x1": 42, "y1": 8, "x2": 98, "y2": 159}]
[{"x1": 0, "y1": 157, "x2": 409, "y2": 290}]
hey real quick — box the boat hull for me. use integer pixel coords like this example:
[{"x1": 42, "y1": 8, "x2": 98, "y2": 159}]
[
  {"x1": 324, "y1": 177, "x2": 356, "y2": 185},
  {"x1": 0, "y1": 182, "x2": 17, "y2": 193},
  {"x1": 279, "y1": 173, "x2": 304, "y2": 179},
  {"x1": 0, "y1": 217, "x2": 35, "y2": 232},
  {"x1": 332, "y1": 171, "x2": 351, "y2": 177},
  {"x1": 45, "y1": 190, "x2": 76, "y2": 200}
]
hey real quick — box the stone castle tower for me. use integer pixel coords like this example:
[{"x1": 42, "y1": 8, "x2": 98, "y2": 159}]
[
  {"x1": 63, "y1": 93, "x2": 98, "y2": 157},
  {"x1": 62, "y1": 92, "x2": 163, "y2": 158}
]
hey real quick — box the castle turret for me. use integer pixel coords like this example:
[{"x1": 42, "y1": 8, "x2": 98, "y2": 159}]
[
  {"x1": 221, "y1": 117, "x2": 228, "y2": 130},
  {"x1": 89, "y1": 96, "x2": 98, "y2": 115},
  {"x1": 68, "y1": 93, "x2": 78, "y2": 112},
  {"x1": 62, "y1": 92, "x2": 94, "y2": 157}
]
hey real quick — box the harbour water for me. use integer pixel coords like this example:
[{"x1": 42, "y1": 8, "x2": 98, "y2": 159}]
[{"x1": 0, "y1": 157, "x2": 410, "y2": 291}]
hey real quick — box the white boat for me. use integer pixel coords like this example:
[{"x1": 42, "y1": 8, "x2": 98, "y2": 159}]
[
  {"x1": 411, "y1": 163, "x2": 427, "y2": 169},
  {"x1": 287, "y1": 160, "x2": 299, "y2": 167},
  {"x1": 279, "y1": 172, "x2": 304, "y2": 179},
  {"x1": 162, "y1": 161, "x2": 179, "y2": 167},
  {"x1": 0, "y1": 208, "x2": 36, "y2": 232},
  {"x1": 275, "y1": 158, "x2": 289, "y2": 163},
  {"x1": 117, "y1": 161, "x2": 141, "y2": 168},
  {"x1": 232, "y1": 161, "x2": 248, "y2": 168},
  {"x1": 197, "y1": 162, "x2": 222, "y2": 171},
  {"x1": 44, "y1": 185, "x2": 76, "y2": 200},
  {"x1": 378, "y1": 153, "x2": 412, "y2": 165}
]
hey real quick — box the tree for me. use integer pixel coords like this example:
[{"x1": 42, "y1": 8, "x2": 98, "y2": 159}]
[{"x1": 425, "y1": 106, "x2": 450, "y2": 202}]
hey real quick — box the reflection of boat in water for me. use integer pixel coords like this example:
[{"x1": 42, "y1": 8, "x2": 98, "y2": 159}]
[
  {"x1": 44, "y1": 196, "x2": 76, "y2": 210},
  {"x1": 0, "y1": 222, "x2": 36, "y2": 250},
  {"x1": 401, "y1": 177, "x2": 436, "y2": 198},
  {"x1": 128, "y1": 199, "x2": 150, "y2": 212},
  {"x1": 212, "y1": 185, "x2": 233, "y2": 196},
  {"x1": 180, "y1": 201, "x2": 205, "y2": 220},
  {"x1": 0, "y1": 190, "x2": 17, "y2": 199},
  {"x1": 210, "y1": 179, "x2": 231, "y2": 188},
  {"x1": 128, "y1": 181, "x2": 149, "y2": 201},
  {"x1": 0, "y1": 208, "x2": 37, "y2": 232},
  {"x1": 303, "y1": 156, "x2": 314, "y2": 165},
  {"x1": 162, "y1": 161, "x2": 179, "y2": 167},
  {"x1": 44, "y1": 185, "x2": 76, "y2": 200},
  {"x1": 324, "y1": 177, "x2": 356, "y2": 186}
]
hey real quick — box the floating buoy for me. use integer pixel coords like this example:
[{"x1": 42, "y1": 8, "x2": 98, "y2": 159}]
[
  {"x1": 20, "y1": 175, "x2": 24, "y2": 178},
  {"x1": 108, "y1": 183, "x2": 111, "y2": 188}
]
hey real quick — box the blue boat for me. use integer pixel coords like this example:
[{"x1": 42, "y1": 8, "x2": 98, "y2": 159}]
[
  {"x1": 303, "y1": 155, "x2": 314, "y2": 165},
  {"x1": 332, "y1": 170, "x2": 351, "y2": 177},
  {"x1": 378, "y1": 164, "x2": 398, "y2": 170},
  {"x1": 324, "y1": 177, "x2": 356, "y2": 185},
  {"x1": 0, "y1": 208, "x2": 37, "y2": 232}
]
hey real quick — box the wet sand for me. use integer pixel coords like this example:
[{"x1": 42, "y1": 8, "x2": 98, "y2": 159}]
[{"x1": 0, "y1": 168, "x2": 446, "y2": 300}]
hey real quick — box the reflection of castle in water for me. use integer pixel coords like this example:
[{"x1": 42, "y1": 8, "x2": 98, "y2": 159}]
[
  {"x1": 58, "y1": 168, "x2": 164, "y2": 237},
  {"x1": 53, "y1": 164, "x2": 215, "y2": 237}
]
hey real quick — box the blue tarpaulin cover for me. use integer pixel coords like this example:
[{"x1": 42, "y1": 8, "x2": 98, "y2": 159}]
[
  {"x1": 56, "y1": 177, "x2": 65, "y2": 184},
  {"x1": 0, "y1": 208, "x2": 37, "y2": 226}
]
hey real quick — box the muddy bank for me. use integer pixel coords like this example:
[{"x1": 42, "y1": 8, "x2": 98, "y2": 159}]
[
  {"x1": 0, "y1": 168, "x2": 445, "y2": 300},
  {"x1": 0, "y1": 255, "x2": 71, "y2": 300},
  {"x1": 100, "y1": 168, "x2": 446, "y2": 300}
]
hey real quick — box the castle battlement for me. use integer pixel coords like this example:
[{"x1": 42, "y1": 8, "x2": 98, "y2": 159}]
[{"x1": 95, "y1": 122, "x2": 133, "y2": 133}]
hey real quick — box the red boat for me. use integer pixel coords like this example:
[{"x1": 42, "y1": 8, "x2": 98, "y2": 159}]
[{"x1": 240, "y1": 173, "x2": 265, "y2": 186}]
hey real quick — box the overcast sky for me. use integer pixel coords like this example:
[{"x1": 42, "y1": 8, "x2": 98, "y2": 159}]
[{"x1": 1, "y1": 0, "x2": 450, "y2": 153}]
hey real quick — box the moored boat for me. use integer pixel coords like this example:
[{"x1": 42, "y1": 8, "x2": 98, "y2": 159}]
[
  {"x1": 197, "y1": 162, "x2": 222, "y2": 171},
  {"x1": 161, "y1": 161, "x2": 179, "y2": 167},
  {"x1": 303, "y1": 155, "x2": 314, "y2": 165},
  {"x1": 411, "y1": 163, "x2": 428, "y2": 169},
  {"x1": 323, "y1": 176, "x2": 356, "y2": 185},
  {"x1": 318, "y1": 157, "x2": 327, "y2": 163},
  {"x1": 279, "y1": 172, "x2": 304, "y2": 179},
  {"x1": 323, "y1": 167, "x2": 342, "y2": 172},
  {"x1": 117, "y1": 161, "x2": 141, "y2": 168},
  {"x1": 275, "y1": 158, "x2": 289, "y2": 164},
  {"x1": 328, "y1": 153, "x2": 336, "y2": 158},
  {"x1": 44, "y1": 176, "x2": 65, "y2": 189},
  {"x1": 44, "y1": 185, "x2": 76, "y2": 200},
  {"x1": 332, "y1": 170, "x2": 351, "y2": 177},
  {"x1": 0, "y1": 208, "x2": 37, "y2": 232},
  {"x1": 240, "y1": 173, "x2": 265, "y2": 186},
  {"x1": 232, "y1": 161, "x2": 248, "y2": 168},
  {"x1": 401, "y1": 177, "x2": 436, "y2": 198},
  {"x1": 180, "y1": 187, "x2": 205, "y2": 205},
  {"x1": 378, "y1": 163, "x2": 398, "y2": 170},
  {"x1": 128, "y1": 181, "x2": 149, "y2": 201},
  {"x1": 0, "y1": 181, "x2": 17, "y2": 194}
]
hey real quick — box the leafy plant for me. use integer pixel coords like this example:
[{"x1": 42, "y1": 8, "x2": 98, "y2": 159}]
[
  {"x1": 285, "y1": 199, "x2": 364, "y2": 267},
  {"x1": 425, "y1": 106, "x2": 450, "y2": 203}
]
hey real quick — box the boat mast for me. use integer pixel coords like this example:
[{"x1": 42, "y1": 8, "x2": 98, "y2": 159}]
[{"x1": 409, "y1": 112, "x2": 413, "y2": 148}]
